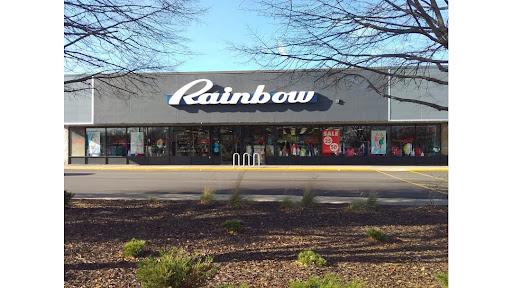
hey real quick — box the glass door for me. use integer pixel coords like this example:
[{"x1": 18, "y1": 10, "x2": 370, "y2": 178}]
[
  {"x1": 220, "y1": 127, "x2": 241, "y2": 164},
  {"x1": 220, "y1": 134, "x2": 234, "y2": 163}
]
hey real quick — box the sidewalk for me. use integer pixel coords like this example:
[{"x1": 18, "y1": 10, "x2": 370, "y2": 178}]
[
  {"x1": 65, "y1": 164, "x2": 448, "y2": 172},
  {"x1": 77, "y1": 193, "x2": 448, "y2": 206}
]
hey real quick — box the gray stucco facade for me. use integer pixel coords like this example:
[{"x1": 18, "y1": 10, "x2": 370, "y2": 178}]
[
  {"x1": 93, "y1": 70, "x2": 389, "y2": 125},
  {"x1": 389, "y1": 69, "x2": 448, "y2": 121},
  {"x1": 64, "y1": 76, "x2": 93, "y2": 124},
  {"x1": 64, "y1": 68, "x2": 448, "y2": 165},
  {"x1": 65, "y1": 69, "x2": 447, "y2": 126}
]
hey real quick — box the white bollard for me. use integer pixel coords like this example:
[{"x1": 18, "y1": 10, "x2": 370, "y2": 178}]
[
  {"x1": 232, "y1": 153, "x2": 240, "y2": 167},
  {"x1": 242, "y1": 153, "x2": 251, "y2": 166},
  {"x1": 252, "y1": 153, "x2": 261, "y2": 167}
]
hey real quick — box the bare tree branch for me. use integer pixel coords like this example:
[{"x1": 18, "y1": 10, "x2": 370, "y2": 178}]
[
  {"x1": 64, "y1": 0, "x2": 203, "y2": 92},
  {"x1": 235, "y1": 0, "x2": 448, "y2": 111}
]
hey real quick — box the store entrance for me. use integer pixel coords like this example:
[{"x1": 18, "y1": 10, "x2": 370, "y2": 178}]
[
  {"x1": 218, "y1": 127, "x2": 240, "y2": 164},
  {"x1": 220, "y1": 134, "x2": 234, "y2": 163}
]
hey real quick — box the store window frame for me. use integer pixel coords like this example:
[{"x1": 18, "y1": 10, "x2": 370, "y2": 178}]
[
  {"x1": 127, "y1": 127, "x2": 146, "y2": 157},
  {"x1": 144, "y1": 126, "x2": 170, "y2": 158},
  {"x1": 68, "y1": 127, "x2": 86, "y2": 157},
  {"x1": 368, "y1": 125, "x2": 391, "y2": 157},
  {"x1": 85, "y1": 127, "x2": 107, "y2": 158},
  {"x1": 389, "y1": 123, "x2": 442, "y2": 158},
  {"x1": 106, "y1": 127, "x2": 129, "y2": 157},
  {"x1": 68, "y1": 123, "x2": 444, "y2": 165},
  {"x1": 341, "y1": 125, "x2": 371, "y2": 157},
  {"x1": 267, "y1": 125, "x2": 323, "y2": 159},
  {"x1": 173, "y1": 126, "x2": 211, "y2": 157},
  {"x1": 390, "y1": 125, "x2": 416, "y2": 157},
  {"x1": 414, "y1": 124, "x2": 442, "y2": 157},
  {"x1": 320, "y1": 126, "x2": 342, "y2": 157}
]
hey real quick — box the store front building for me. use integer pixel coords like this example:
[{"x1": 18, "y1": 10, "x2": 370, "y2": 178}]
[{"x1": 64, "y1": 69, "x2": 448, "y2": 165}]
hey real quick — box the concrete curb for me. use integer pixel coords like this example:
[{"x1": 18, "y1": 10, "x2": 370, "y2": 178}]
[
  {"x1": 65, "y1": 165, "x2": 448, "y2": 173},
  {"x1": 75, "y1": 194, "x2": 448, "y2": 206}
]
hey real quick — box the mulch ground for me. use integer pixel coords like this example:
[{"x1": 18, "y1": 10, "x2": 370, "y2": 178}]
[{"x1": 64, "y1": 200, "x2": 448, "y2": 288}]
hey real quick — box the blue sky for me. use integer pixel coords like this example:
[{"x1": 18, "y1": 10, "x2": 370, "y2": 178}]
[
  {"x1": 65, "y1": 0, "x2": 446, "y2": 74},
  {"x1": 176, "y1": 0, "x2": 278, "y2": 72}
]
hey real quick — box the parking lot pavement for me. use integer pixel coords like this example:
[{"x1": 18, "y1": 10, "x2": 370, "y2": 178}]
[
  {"x1": 65, "y1": 169, "x2": 448, "y2": 203},
  {"x1": 374, "y1": 170, "x2": 448, "y2": 195}
]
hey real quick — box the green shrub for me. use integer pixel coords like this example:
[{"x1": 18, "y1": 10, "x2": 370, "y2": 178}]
[
  {"x1": 136, "y1": 247, "x2": 217, "y2": 288},
  {"x1": 229, "y1": 193, "x2": 244, "y2": 207},
  {"x1": 301, "y1": 184, "x2": 316, "y2": 207},
  {"x1": 366, "y1": 194, "x2": 378, "y2": 209},
  {"x1": 347, "y1": 200, "x2": 366, "y2": 211},
  {"x1": 296, "y1": 250, "x2": 327, "y2": 267},
  {"x1": 222, "y1": 219, "x2": 243, "y2": 234},
  {"x1": 347, "y1": 195, "x2": 378, "y2": 212},
  {"x1": 217, "y1": 283, "x2": 250, "y2": 288},
  {"x1": 200, "y1": 185, "x2": 215, "y2": 205},
  {"x1": 280, "y1": 197, "x2": 297, "y2": 209},
  {"x1": 366, "y1": 228, "x2": 387, "y2": 242},
  {"x1": 435, "y1": 272, "x2": 448, "y2": 288},
  {"x1": 289, "y1": 273, "x2": 364, "y2": 288},
  {"x1": 123, "y1": 238, "x2": 146, "y2": 257},
  {"x1": 64, "y1": 190, "x2": 74, "y2": 207}
]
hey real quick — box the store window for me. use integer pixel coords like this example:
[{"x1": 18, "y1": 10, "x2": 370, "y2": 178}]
[
  {"x1": 391, "y1": 126, "x2": 415, "y2": 157},
  {"x1": 69, "y1": 127, "x2": 85, "y2": 156},
  {"x1": 174, "y1": 127, "x2": 210, "y2": 157},
  {"x1": 415, "y1": 125, "x2": 441, "y2": 156},
  {"x1": 128, "y1": 127, "x2": 145, "y2": 156},
  {"x1": 196, "y1": 128, "x2": 210, "y2": 157},
  {"x1": 244, "y1": 127, "x2": 266, "y2": 156},
  {"x1": 322, "y1": 127, "x2": 341, "y2": 156},
  {"x1": 370, "y1": 126, "x2": 389, "y2": 156},
  {"x1": 218, "y1": 127, "x2": 240, "y2": 162},
  {"x1": 211, "y1": 128, "x2": 221, "y2": 156},
  {"x1": 146, "y1": 127, "x2": 168, "y2": 157},
  {"x1": 265, "y1": 127, "x2": 276, "y2": 157},
  {"x1": 297, "y1": 127, "x2": 321, "y2": 156},
  {"x1": 276, "y1": 127, "x2": 298, "y2": 156},
  {"x1": 342, "y1": 126, "x2": 370, "y2": 157},
  {"x1": 274, "y1": 126, "x2": 321, "y2": 157},
  {"x1": 106, "y1": 128, "x2": 128, "y2": 156},
  {"x1": 86, "y1": 128, "x2": 106, "y2": 157}
]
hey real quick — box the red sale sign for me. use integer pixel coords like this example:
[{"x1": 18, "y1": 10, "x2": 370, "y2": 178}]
[{"x1": 322, "y1": 129, "x2": 340, "y2": 155}]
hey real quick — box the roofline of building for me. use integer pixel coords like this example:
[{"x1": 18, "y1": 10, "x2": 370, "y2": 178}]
[{"x1": 64, "y1": 66, "x2": 446, "y2": 78}]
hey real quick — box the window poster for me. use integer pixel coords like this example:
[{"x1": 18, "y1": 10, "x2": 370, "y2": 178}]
[
  {"x1": 322, "y1": 129, "x2": 340, "y2": 155},
  {"x1": 371, "y1": 130, "x2": 387, "y2": 155},
  {"x1": 87, "y1": 131, "x2": 101, "y2": 157},
  {"x1": 71, "y1": 130, "x2": 85, "y2": 156},
  {"x1": 130, "y1": 132, "x2": 144, "y2": 155}
]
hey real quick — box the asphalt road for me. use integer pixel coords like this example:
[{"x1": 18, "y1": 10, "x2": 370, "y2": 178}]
[{"x1": 64, "y1": 170, "x2": 448, "y2": 201}]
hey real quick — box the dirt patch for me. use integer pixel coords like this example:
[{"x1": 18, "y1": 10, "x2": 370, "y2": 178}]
[{"x1": 65, "y1": 200, "x2": 447, "y2": 287}]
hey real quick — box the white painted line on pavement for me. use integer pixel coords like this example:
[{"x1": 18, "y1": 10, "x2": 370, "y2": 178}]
[
  {"x1": 409, "y1": 170, "x2": 448, "y2": 182},
  {"x1": 375, "y1": 170, "x2": 436, "y2": 192}
]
